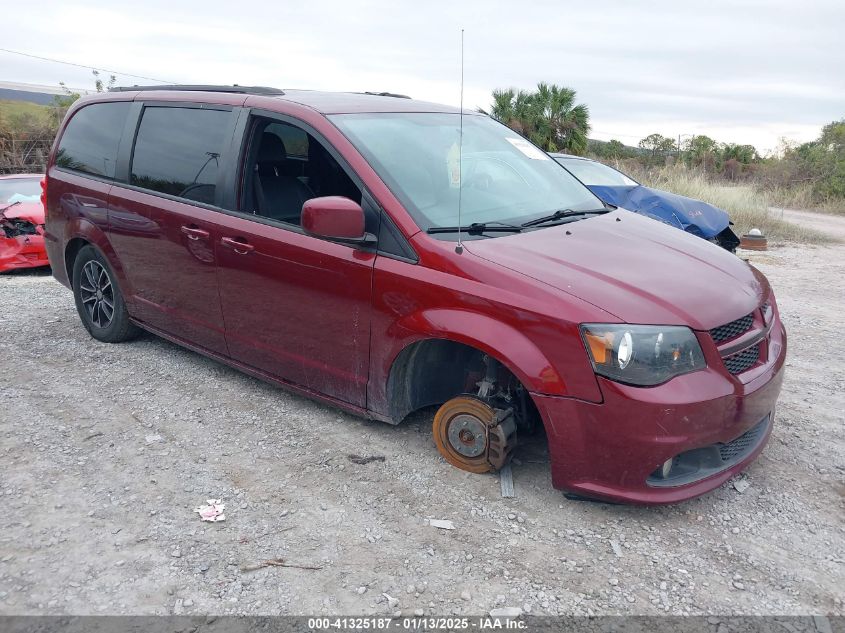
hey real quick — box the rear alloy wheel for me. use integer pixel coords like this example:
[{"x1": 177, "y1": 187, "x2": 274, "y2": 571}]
[
  {"x1": 72, "y1": 245, "x2": 139, "y2": 343},
  {"x1": 432, "y1": 396, "x2": 516, "y2": 474},
  {"x1": 79, "y1": 260, "x2": 114, "y2": 329}
]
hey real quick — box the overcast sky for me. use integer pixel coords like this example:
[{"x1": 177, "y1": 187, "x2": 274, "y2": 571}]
[{"x1": 3, "y1": 0, "x2": 843, "y2": 154}]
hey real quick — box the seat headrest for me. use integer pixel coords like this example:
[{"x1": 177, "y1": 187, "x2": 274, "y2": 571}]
[{"x1": 258, "y1": 133, "x2": 288, "y2": 163}]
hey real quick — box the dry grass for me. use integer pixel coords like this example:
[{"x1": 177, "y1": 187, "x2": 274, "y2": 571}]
[
  {"x1": 764, "y1": 183, "x2": 845, "y2": 215},
  {"x1": 633, "y1": 166, "x2": 834, "y2": 244}
]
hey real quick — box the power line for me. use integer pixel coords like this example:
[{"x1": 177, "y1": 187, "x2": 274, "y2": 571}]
[{"x1": 0, "y1": 47, "x2": 174, "y2": 84}]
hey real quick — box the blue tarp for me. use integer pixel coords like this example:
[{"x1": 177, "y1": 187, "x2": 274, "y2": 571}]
[{"x1": 587, "y1": 185, "x2": 730, "y2": 239}]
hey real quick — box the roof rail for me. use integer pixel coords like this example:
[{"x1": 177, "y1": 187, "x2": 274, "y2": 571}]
[
  {"x1": 109, "y1": 84, "x2": 285, "y2": 96},
  {"x1": 360, "y1": 91, "x2": 411, "y2": 99}
]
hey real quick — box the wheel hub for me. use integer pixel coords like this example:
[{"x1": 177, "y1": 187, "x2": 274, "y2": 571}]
[{"x1": 448, "y1": 413, "x2": 487, "y2": 457}]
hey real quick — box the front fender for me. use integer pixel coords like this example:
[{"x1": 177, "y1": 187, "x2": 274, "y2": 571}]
[
  {"x1": 397, "y1": 308, "x2": 566, "y2": 395},
  {"x1": 367, "y1": 300, "x2": 604, "y2": 423}
]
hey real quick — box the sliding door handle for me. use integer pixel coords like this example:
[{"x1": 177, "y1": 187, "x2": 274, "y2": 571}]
[
  {"x1": 181, "y1": 225, "x2": 210, "y2": 240},
  {"x1": 221, "y1": 236, "x2": 255, "y2": 254}
]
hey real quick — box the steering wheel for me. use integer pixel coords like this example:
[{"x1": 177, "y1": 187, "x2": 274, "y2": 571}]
[{"x1": 468, "y1": 172, "x2": 493, "y2": 191}]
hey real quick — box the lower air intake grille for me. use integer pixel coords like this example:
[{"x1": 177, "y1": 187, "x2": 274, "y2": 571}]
[
  {"x1": 718, "y1": 417, "x2": 769, "y2": 462},
  {"x1": 723, "y1": 345, "x2": 760, "y2": 374},
  {"x1": 710, "y1": 313, "x2": 754, "y2": 343}
]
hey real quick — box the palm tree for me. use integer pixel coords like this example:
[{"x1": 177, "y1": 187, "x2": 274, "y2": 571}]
[
  {"x1": 487, "y1": 84, "x2": 590, "y2": 155},
  {"x1": 531, "y1": 83, "x2": 590, "y2": 154},
  {"x1": 489, "y1": 89, "x2": 534, "y2": 137}
]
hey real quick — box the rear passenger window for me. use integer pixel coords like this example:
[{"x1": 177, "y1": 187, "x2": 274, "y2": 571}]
[
  {"x1": 130, "y1": 107, "x2": 231, "y2": 205},
  {"x1": 56, "y1": 102, "x2": 130, "y2": 179}
]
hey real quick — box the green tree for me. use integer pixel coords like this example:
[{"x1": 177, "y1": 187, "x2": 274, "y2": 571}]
[
  {"x1": 638, "y1": 133, "x2": 676, "y2": 159},
  {"x1": 721, "y1": 143, "x2": 759, "y2": 164},
  {"x1": 604, "y1": 139, "x2": 627, "y2": 159},
  {"x1": 589, "y1": 139, "x2": 635, "y2": 160},
  {"x1": 682, "y1": 135, "x2": 719, "y2": 170},
  {"x1": 798, "y1": 119, "x2": 845, "y2": 199},
  {"x1": 487, "y1": 83, "x2": 591, "y2": 155},
  {"x1": 489, "y1": 88, "x2": 534, "y2": 137},
  {"x1": 530, "y1": 83, "x2": 590, "y2": 154}
]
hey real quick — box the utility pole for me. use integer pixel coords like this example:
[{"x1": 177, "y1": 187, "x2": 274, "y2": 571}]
[{"x1": 677, "y1": 134, "x2": 695, "y2": 163}]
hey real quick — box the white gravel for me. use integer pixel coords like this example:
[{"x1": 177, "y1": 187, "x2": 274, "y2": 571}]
[{"x1": 0, "y1": 211, "x2": 843, "y2": 616}]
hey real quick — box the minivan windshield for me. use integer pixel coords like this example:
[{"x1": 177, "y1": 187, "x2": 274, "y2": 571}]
[
  {"x1": 556, "y1": 157, "x2": 638, "y2": 187},
  {"x1": 331, "y1": 113, "x2": 604, "y2": 232}
]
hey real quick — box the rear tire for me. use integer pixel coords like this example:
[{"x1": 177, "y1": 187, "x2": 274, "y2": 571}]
[{"x1": 72, "y1": 245, "x2": 139, "y2": 343}]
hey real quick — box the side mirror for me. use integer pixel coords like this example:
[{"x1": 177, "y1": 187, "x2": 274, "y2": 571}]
[{"x1": 301, "y1": 196, "x2": 376, "y2": 246}]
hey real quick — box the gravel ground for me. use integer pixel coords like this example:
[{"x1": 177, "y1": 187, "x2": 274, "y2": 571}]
[{"x1": 1, "y1": 210, "x2": 843, "y2": 617}]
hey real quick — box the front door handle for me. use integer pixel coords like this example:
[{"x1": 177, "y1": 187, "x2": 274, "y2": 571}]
[
  {"x1": 181, "y1": 225, "x2": 210, "y2": 241},
  {"x1": 221, "y1": 236, "x2": 255, "y2": 254}
]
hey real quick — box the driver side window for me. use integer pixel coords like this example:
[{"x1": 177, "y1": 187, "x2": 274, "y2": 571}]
[
  {"x1": 130, "y1": 106, "x2": 233, "y2": 205},
  {"x1": 240, "y1": 117, "x2": 362, "y2": 226}
]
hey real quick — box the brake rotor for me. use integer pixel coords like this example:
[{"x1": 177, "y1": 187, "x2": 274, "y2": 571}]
[{"x1": 432, "y1": 396, "x2": 516, "y2": 474}]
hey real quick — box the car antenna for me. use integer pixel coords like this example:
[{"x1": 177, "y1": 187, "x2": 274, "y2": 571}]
[{"x1": 455, "y1": 28, "x2": 465, "y2": 255}]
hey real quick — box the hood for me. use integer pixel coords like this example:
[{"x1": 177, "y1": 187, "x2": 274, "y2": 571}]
[
  {"x1": 465, "y1": 211, "x2": 766, "y2": 330},
  {"x1": 1, "y1": 200, "x2": 45, "y2": 225},
  {"x1": 587, "y1": 184, "x2": 730, "y2": 238}
]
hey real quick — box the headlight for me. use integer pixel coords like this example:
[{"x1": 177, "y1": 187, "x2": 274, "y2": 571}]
[{"x1": 580, "y1": 324, "x2": 706, "y2": 386}]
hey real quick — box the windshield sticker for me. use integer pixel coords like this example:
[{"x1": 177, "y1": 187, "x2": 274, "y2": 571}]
[
  {"x1": 447, "y1": 142, "x2": 461, "y2": 188},
  {"x1": 506, "y1": 137, "x2": 549, "y2": 160}
]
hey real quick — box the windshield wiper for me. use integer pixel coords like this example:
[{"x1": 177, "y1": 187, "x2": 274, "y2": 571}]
[
  {"x1": 521, "y1": 207, "x2": 609, "y2": 228},
  {"x1": 427, "y1": 221, "x2": 523, "y2": 235}
]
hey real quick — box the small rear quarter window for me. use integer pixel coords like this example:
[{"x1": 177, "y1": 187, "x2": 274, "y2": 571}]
[{"x1": 56, "y1": 101, "x2": 131, "y2": 179}]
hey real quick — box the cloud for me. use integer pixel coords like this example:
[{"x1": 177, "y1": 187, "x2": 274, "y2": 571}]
[{"x1": 2, "y1": 0, "x2": 842, "y2": 152}]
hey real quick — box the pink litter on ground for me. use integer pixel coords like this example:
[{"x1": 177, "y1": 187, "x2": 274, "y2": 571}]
[{"x1": 194, "y1": 499, "x2": 226, "y2": 522}]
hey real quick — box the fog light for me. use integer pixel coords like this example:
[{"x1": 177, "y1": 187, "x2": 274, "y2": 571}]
[{"x1": 660, "y1": 458, "x2": 674, "y2": 479}]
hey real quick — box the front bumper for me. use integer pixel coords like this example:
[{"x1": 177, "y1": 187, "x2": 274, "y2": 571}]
[
  {"x1": 534, "y1": 318, "x2": 786, "y2": 505},
  {"x1": 0, "y1": 234, "x2": 50, "y2": 273}
]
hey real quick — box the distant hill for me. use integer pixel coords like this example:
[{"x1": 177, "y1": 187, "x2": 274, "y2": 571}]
[
  {"x1": 0, "y1": 87, "x2": 56, "y2": 106},
  {"x1": 587, "y1": 138, "x2": 646, "y2": 157},
  {"x1": 0, "y1": 81, "x2": 92, "y2": 108},
  {"x1": 0, "y1": 81, "x2": 75, "y2": 105}
]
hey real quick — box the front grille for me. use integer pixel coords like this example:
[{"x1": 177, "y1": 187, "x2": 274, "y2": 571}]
[
  {"x1": 710, "y1": 313, "x2": 754, "y2": 343},
  {"x1": 718, "y1": 417, "x2": 769, "y2": 462},
  {"x1": 723, "y1": 345, "x2": 760, "y2": 374}
]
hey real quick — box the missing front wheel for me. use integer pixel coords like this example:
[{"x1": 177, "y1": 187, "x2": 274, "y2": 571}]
[{"x1": 432, "y1": 396, "x2": 516, "y2": 474}]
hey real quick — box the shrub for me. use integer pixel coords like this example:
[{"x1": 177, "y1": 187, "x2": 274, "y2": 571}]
[{"x1": 638, "y1": 166, "x2": 832, "y2": 243}]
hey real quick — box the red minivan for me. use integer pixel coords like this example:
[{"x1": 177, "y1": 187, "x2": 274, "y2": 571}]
[{"x1": 43, "y1": 86, "x2": 785, "y2": 504}]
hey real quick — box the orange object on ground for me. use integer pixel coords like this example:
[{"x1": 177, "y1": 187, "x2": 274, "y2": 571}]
[{"x1": 740, "y1": 234, "x2": 768, "y2": 251}]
